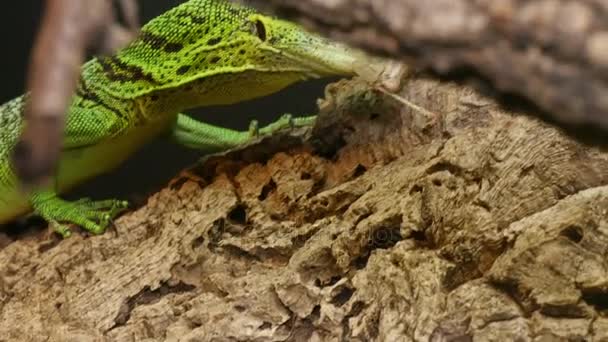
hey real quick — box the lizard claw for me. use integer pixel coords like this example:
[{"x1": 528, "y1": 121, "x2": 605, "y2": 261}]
[
  {"x1": 278, "y1": 114, "x2": 295, "y2": 128},
  {"x1": 248, "y1": 120, "x2": 260, "y2": 138}
]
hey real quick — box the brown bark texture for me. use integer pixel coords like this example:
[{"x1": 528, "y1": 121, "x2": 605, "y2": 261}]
[
  {"x1": 250, "y1": 0, "x2": 608, "y2": 130},
  {"x1": 1, "y1": 72, "x2": 608, "y2": 340}
]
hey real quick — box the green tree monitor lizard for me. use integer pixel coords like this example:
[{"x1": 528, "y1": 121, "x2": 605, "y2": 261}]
[{"x1": 0, "y1": 0, "x2": 384, "y2": 237}]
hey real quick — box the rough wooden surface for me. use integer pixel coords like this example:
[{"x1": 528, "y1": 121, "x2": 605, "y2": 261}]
[
  {"x1": 251, "y1": 0, "x2": 608, "y2": 131},
  {"x1": 1, "y1": 75, "x2": 608, "y2": 341}
]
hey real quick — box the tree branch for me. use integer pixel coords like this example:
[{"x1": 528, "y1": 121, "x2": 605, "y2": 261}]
[{"x1": 11, "y1": 0, "x2": 139, "y2": 189}]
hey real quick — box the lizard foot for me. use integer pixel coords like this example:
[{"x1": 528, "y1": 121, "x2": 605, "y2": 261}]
[
  {"x1": 250, "y1": 114, "x2": 317, "y2": 138},
  {"x1": 31, "y1": 192, "x2": 128, "y2": 238}
]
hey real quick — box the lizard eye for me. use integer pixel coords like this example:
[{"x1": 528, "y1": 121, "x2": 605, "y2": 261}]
[{"x1": 254, "y1": 20, "x2": 267, "y2": 41}]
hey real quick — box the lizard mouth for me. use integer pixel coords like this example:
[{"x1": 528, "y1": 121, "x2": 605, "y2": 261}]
[
  {"x1": 286, "y1": 42, "x2": 363, "y2": 78},
  {"x1": 283, "y1": 40, "x2": 392, "y2": 82},
  {"x1": 264, "y1": 36, "x2": 371, "y2": 79}
]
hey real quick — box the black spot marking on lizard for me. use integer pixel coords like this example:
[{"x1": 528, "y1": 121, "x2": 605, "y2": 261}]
[
  {"x1": 191, "y1": 16, "x2": 206, "y2": 24},
  {"x1": 98, "y1": 57, "x2": 114, "y2": 74},
  {"x1": 99, "y1": 56, "x2": 159, "y2": 85},
  {"x1": 176, "y1": 65, "x2": 191, "y2": 75},
  {"x1": 139, "y1": 31, "x2": 167, "y2": 50},
  {"x1": 140, "y1": 30, "x2": 183, "y2": 53},
  {"x1": 176, "y1": 12, "x2": 206, "y2": 25},
  {"x1": 76, "y1": 76, "x2": 127, "y2": 120},
  {"x1": 210, "y1": 56, "x2": 221, "y2": 64},
  {"x1": 227, "y1": 7, "x2": 242, "y2": 17},
  {"x1": 164, "y1": 42, "x2": 184, "y2": 53},
  {"x1": 207, "y1": 37, "x2": 222, "y2": 46}
]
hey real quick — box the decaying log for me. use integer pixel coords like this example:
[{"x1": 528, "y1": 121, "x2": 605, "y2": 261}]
[
  {"x1": 251, "y1": 0, "x2": 608, "y2": 131},
  {"x1": 1, "y1": 72, "x2": 608, "y2": 340}
]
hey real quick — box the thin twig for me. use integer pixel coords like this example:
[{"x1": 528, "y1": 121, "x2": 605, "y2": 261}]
[{"x1": 11, "y1": 0, "x2": 139, "y2": 190}]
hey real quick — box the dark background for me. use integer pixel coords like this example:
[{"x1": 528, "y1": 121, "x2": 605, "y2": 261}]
[{"x1": 0, "y1": 1, "x2": 331, "y2": 206}]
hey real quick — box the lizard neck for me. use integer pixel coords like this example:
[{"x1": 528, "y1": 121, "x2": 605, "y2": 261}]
[
  {"x1": 83, "y1": 56, "x2": 305, "y2": 121},
  {"x1": 79, "y1": 60, "x2": 154, "y2": 125},
  {"x1": 141, "y1": 70, "x2": 304, "y2": 115}
]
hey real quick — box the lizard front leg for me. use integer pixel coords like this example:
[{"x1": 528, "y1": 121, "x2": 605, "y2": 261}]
[
  {"x1": 30, "y1": 191, "x2": 128, "y2": 238},
  {"x1": 172, "y1": 113, "x2": 316, "y2": 152}
]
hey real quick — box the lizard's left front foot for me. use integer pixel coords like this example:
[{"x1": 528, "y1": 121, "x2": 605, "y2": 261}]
[{"x1": 31, "y1": 191, "x2": 128, "y2": 238}]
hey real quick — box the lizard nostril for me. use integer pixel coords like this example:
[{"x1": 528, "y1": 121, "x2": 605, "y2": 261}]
[{"x1": 254, "y1": 20, "x2": 267, "y2": 41}]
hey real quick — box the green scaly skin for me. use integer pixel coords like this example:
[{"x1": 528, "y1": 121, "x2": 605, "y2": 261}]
[{"x1": 0, "y1": 0, "x2": 376, "y2": 237}]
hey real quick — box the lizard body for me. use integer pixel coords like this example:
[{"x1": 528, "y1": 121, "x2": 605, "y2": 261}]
[{"x1": 0, "y1": 0, "x2": 374, "y2": 236}]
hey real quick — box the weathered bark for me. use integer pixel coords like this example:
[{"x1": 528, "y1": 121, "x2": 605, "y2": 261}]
[
  {"x1": 1, "y1": 73, "x2": 608, "y2": 341},
  {"x1": 251, "y1": 0, "x2": 608, "y2": 130}
]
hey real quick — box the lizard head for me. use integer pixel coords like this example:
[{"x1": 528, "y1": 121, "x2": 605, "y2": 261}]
[
  {"x1": 167, "y1": 0, "x2": 369, "y2": 93},
  {"x1": 95, "y1": 0, "x2": 375, "y2": 106},
  {"x1": 243, "y1": 14, "x2": 364, "y2": 78}
]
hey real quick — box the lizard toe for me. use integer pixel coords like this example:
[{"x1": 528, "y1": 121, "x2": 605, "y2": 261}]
[
  {"x1": 51, "y1": 220, "x2": 73, "y2": 238},
  {"x1": 248, "y1": 120, "x2": 260, "y2": 138}
]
